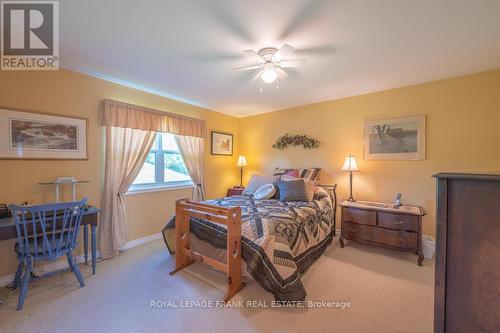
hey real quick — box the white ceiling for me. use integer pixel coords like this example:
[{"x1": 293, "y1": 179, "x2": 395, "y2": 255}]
[{"x1": 60, "y1": 0, "x2": 500, "y2": 117}]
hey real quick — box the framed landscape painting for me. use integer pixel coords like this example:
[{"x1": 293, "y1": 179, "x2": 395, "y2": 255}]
[
  {"x1": 0, "y1": 107, "x2": 88, "y2": 160},
  {"x1": 364, "y1": 115, "x2": 426, "y2": 160},
  {"x1": 211, "y1": 131, "x2": 233, "y2": 156}
]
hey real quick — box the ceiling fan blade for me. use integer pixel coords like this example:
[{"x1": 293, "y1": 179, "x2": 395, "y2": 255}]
[
  {"x1": 294, "y1": 45, "x2": 335, "y2": 56},
  {"x1": 243, "y1": 49, "x2": 265, "y2": 63},
  {"x1": 276, "y1": 66, "x2": 289, "y2": 79},
  {"x1": 278, "y1": 0, "x2": 329, "y2": 39},
  {"x1": 233, "y1": 64, "x2": 264, "y2": 71},
  {"x1": 279, "y1": 59, "x2": 307, "y2": 68},
  {"x1": 251, "y1": 69, "x2": 265, "y2": 81},
  {"x1": 272, "y1": 44, "x2": 295, "y2": 61}
]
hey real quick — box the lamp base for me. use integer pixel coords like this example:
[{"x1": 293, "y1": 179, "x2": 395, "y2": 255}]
[
  {"x1": 347, "y1": 172, "x2": 356, "y2": 202},
  {"x1": 240, "y1": 166, "x2": 244, "y2": 188}
]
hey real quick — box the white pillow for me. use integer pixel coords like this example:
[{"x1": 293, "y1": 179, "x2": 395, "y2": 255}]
[
  {"x1": 253, "y1": 184, "x2": 276, "y2": 200},
  {"x1": 243, "y1": 174, "x2": 276, "y2": 194}
]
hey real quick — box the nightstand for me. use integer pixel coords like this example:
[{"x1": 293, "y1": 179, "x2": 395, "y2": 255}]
[
  {"x1": 226, "y1": 187, "x2": 245, "y2": 197},
  {"x1": 339, "y1": 200, "x2": 425, "y2": 266}
]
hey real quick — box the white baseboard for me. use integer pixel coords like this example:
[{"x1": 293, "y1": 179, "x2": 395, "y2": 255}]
[
  {"x1": 0, "y1": 232, "x2": 162, "y2": 288},
  {"x1": 120, "y1": 232, "x2": 162, "y2": 251}
]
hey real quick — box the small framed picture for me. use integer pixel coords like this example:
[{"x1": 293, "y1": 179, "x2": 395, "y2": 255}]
[
  {"x1": 0, "y1": 107, "x2": 88, "y2": 160},
  {"x1": 211, "y1": 131, "x2": 233, "y2": 156},
  {"x1": 364, "y1": 115, "x2": 426, "y2": 160}
]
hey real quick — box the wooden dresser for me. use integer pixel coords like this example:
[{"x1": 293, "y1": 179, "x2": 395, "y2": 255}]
[
  {"x1": 339, "y1": 200, "x2": 425, "y2": 265},
  {"x1": 433, "y1": 173, "x2": 500, "y2": 333}
]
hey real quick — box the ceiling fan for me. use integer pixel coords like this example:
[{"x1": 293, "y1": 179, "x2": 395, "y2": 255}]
[{"x1": 234, "y1": 44, "x2": 306, "y2": 90}]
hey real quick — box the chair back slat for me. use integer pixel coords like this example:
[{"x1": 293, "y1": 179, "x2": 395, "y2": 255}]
[
  {"x1": 9, "y1": 198, "x2": 88, "y2": 260},
  {"x1": 55, "y1": 208, "x2": 68, "y2": 254},
  {"x1": 33, "y1": 212, "x2": 40, "y2": 257},
  {"x1": 20, "y1": 213, "x2": 30, "y2": 257},
  {"x1": 40, "y1": 211, "x2": 52, "y2": 257}
]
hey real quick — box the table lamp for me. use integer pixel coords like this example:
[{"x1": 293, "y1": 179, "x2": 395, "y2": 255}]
[
  {"x1": 341, "y1": 154, "x2": 359, "y2": 201},
  {"x1": 237, "y1": 156, "x2": 248, "y2": 187}
]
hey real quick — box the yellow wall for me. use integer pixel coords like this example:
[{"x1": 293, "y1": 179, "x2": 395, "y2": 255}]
[
  {"x1": 0, "y1": 69, "x2": 240, "y2": 276},
  {"x1": 240, "y1": 69, "x2": 500, "y2": 236},
  {"x1": 2, "y1": 68, "x2": 500, "y2": 278}
]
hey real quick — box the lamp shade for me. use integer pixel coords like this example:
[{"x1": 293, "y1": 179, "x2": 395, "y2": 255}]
[
  {"x1": 237, "y1": 156, "x2": 248, "y2": 167},
  {"x1": 341, "y1": 155, "x2": 359, "y2": 172}
]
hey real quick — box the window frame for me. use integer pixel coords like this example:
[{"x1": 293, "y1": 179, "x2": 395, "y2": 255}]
[{"x1": 128, "y1": 133, "x2": 193, "y2": 194}]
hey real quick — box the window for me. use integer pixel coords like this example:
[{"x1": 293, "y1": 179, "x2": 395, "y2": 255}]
[{"x1": 130, "y1": 133, "x2": 192, "y2": 192}]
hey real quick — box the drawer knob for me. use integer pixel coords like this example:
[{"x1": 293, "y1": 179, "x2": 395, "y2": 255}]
[{"x1": 395, "y1": 220, "x2": 404, "y2": 225}]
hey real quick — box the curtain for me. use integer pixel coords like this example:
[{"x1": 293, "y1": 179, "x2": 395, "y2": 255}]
[
  {"x1": 100, "y1": 126, "x2": 157, "y2": 259},
  {"x1": 100, "y1": 99, "x2": 208, "y2": 258},
  {"x1": 101, "y1": 99, "x2": 207, "y2": 138},
  {"x1": 175, "y1": 135, "x2": 206, "y2": 201}
]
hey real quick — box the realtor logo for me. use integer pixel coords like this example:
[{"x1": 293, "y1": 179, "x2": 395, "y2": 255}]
[{"x1": 1, "y1": 0, "x2": 59, "y2": 70}]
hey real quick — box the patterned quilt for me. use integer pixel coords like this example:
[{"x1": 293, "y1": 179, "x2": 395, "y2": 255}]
[{"x1": 189, "y1": 187, "x2": 335, "y2": 301}]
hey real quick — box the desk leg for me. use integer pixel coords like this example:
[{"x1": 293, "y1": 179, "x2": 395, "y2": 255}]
[
  {"x1": 83, "y1": 224, "x2": 88, "y2": 265},
  {"x1": 91, "y1": 225, "x2": 96, "y2": 274}
]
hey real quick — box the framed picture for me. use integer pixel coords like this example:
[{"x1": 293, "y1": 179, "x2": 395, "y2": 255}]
[
  {"x1": 364, "y1": 115, "x2": 426, "y2": 160},
  {"x1": 0, "y1": 107, "x2": 88, "y2": 160},
  {"x1": 211, "y1": 131, "x2": 233, "y2": 156}
]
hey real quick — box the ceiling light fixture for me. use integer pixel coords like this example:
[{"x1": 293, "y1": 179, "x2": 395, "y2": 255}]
[
  {"x1": 233, "y1": 44, "x2": 307, "y2": 91},
  {"x1": 260, "y1": 67, "x2": 278, "y2": 83}
]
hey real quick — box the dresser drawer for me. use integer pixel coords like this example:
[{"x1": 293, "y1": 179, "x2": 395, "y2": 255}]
[
  {"x1": 342, "y1": 221, "x2": 418, "y2": 250},
  {"x1": 372, "y1": 226, "x2": 418, "y2": 250},
  {"x1": 378, "y1": 212, "x2": 419, "y2": 232},
  {"x1": 342, "y1": 221, "x2": 374, "y2": 240},
  {"x1": 343, "y1": 208, "x2": 376, "y2": 226}
]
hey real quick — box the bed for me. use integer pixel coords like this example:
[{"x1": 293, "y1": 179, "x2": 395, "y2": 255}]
[{"x1": 169, "y1": 184, "x2": 337, "y2": 302}]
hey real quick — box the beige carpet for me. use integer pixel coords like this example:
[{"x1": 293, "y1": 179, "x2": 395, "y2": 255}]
[{"x1": 0, "y1": 237, "x2": 434, "y2": 333}]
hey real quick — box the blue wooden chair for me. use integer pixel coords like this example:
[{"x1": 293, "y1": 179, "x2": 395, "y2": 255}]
[{"x1": 9, "y1": 198, "x2": 88, "y2": 310}]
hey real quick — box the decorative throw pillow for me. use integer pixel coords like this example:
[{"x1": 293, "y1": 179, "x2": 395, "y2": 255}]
[
  {"x1": 253, "y1": 184, "x2": 277, "y2": 200},
  {"x1": 304, "y1": 179, "x2": 317, "y2": 201},
  {"x1": 284, "y1": 169, "x2": 299, "y2": 177},
  {"x1": 273, "y1": 168, "x2": 296, "y2": 180},
  {"x1": 243, "y1": 175, "x2": 276, "y2": 194},
  {"x1": 313, "y1": 186, "x2": 330, "y2": 201},
  {"x1": 272, "y1": 181, "x2": 279, "y2": 199},
  {"x1": 298, "y1": 168, "x2": 321, "y2": 181},
  {"x1": 277, "y1": 179, "x2": 308, "y2": 202},
  {"x1": 281, "y1": 175, "x2": 316, "y2": 201}
]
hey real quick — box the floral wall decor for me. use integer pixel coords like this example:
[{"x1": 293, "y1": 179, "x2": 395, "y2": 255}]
[{"x1": 272, "y1": 133, "x2": 320, "y2": 150}]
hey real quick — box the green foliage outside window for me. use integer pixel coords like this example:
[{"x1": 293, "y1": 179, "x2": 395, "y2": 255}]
[{"x1": 164, "y1": 153, "x2": 188, "y2": 175}]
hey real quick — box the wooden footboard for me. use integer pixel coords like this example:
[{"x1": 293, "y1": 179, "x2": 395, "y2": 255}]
[{"x1": 169, "y1": 198, "x2": 246, "y2": 302}]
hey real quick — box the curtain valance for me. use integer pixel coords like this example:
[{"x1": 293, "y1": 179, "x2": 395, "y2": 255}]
[{"x1": 101, "y1": 99, "x2": 207, "y2": 138}]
